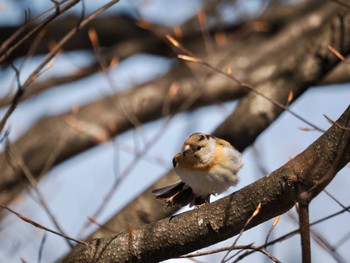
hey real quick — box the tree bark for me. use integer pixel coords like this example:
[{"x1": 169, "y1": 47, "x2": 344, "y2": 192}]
[
  {"x1": 78, "y1": 1, "x2": 350, "y2": 243},
  {"x1": 62, "y1": 105, "x2": 350, "y2": 262},
  {"x1": 1, "y1": 0, "x2": 347, "y2": 209}
]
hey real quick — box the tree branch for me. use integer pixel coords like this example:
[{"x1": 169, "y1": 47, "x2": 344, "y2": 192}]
[
  {"x1": 1, "y1": 0, "x2": 346, "y2": 209},
  {"x1": 298, "y1": 203, "x2": 311, "y2": 263},
  {"x1": 62, "y1": 105, "x2": 350, "y2": 262},
  {"x1": 0, "y1": 63, "x2": 245, "y2": 207},
  {"x1": 3, "y1": 0, "x2": 346, "y2": 110},
  {"x1": 80, "y1": 0, "x2": 350, "y2": 243},
  {"x1": 215, "y1": 2, "x2": 350, "y2": 149}
]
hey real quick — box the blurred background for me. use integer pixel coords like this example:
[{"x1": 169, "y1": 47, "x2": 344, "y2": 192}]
[{"x1": 0, "y1": 0, "x2": 349, "y2": 262}]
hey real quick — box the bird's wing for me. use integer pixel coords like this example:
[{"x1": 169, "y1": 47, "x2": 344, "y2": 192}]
[
  {"x1": 152, "y1": 181, "x2": 209, "y2": 207},
  {"x1": 152, "y1": 181, "x2": 186, "y2": 198}
]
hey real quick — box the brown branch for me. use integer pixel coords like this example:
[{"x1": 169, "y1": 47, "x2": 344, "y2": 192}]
[
  {"x1": 85, "y1": 2, "x2": 350, "y2": 241},
  {"x1": 287, "y1": 208, "x2": 347, "y2": 263},
  {"x1": 0, "y1": 5, "x2": 348, "y2": 255},
  {"x1": 175, "y1": 48, "x2": 324, "y2": 132},
  {"x1": 298, "y1": 203, "x2": 311, "y2": 263},
  {"x1": 62, "y1": 106, "x2": 350, "y2": 262},
  {"x1": 0, "y1": 63, "x2": 245, "y2": 207},
  {"x1": 0, "y1": 0, "x2": 80, "y2": 64},
  {"x1": 237, "y1": 204, "x2": 350, "y2": 261},
  {"x1": 0, "y1": 0, "x2": 327, "y2": 63},
  {"x1": 1, "y1": 0, "x2": 344, "y2": 110},
  {"x1": 0, "y1": 65, "x2": 97, "y2": 107},
  {"x1": 1, "y1": 0, "x2": 345, "y2": 209},
  {"x1": 0, "y1": 0, "x2": 345, "y2": 242},
  {"x1": 221, "y1": 202, "x2": 262, "y2": 261},
  {"x1": 214, "y1": 2, "x2": 350, "y2": 150},
  {"x1": 320, "y1": 61, "x2": 350, "y2": 85},
  {"x1": 0, "y1": 0, "x2": 120, "y2": 135}
]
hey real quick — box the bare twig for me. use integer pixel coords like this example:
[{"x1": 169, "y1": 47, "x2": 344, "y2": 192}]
[
  {"x1": 323, "y1": 189, "x2": 350, "y2": 212},
  {"x1": 197, "y1": 10, "x2": 214, "y2": 56},
  {"x1": 311, "y1": 226, "x2": 347, "y2": 263},
  {"x1": 167, "y1": 34, "x2": 324, "y2": 133},
  {"x1": 264, "y1": 215, "x2": 281, "y2": 245},
  {"x1": 3, "y1": 30, "x2": 46, "y2": 123},
  {"x1": 87, "y1": 28, "x2": 146, "y2": 140},
  {"x1": 183, "y1": 244, "x2": 280, "y2": 263},
  {"x1": 5, "y1": 140, "x2": 72, "y2": 248},
  {"x1": 77, "y1": 117, "x2": 173, "y2": 237},
  {"x1": 0, "y1": 205, "x2": 88, "y2": 246},
  {"x1": 328, "y1": 45, "x2": 350, "y2": 64},
  {"x1": 324, "y1": 114, "x2": 350, "y2": 131},
  {"x1": 0, "y1": 0, "x2": 120, "y2": 134},
  {"x1": 0, "y1": 65, "x2": 98, "y2": 107},
  {"x1": 238, "y1": 205, "x2": 350, "y2": 261},
  {"x1": 0, "y1": 0, "x2": 80, "y2": 63},
  {"x1": 38, "y1": 232, "x2": 47, "y2": 263},
  {"x1": 87, "y1": 217, "x2": 117, "y2": 235},
  {"x1": 221, "y1": 203, "x2": 262, "y2": 262}
]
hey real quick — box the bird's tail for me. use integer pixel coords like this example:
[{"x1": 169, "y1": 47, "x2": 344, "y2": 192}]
[{"x1": 152, "y1": 181, "x2": 209, "y2": 207}]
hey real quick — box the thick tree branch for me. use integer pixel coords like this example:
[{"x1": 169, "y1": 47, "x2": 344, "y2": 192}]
[
  {"x1": 0, "y1": 0, "x2": 323, "y2": 63},
  {"x1": 0, "y1": 63, "x2": 245, "y2": 206},
  {"x1": 321, "y1": 60, "x2": 350, "y2": 86},
  {"x1": 62, "y1": 106, "x2": 350, "y2": 262},
  {"x1": 0, "y1": 0, "x2": 323, "y2": 109},
  {"x1": 80, "y1": 0, "x2": 350, "y2": 242},
  {"x1": 215, "y1": 2, "x2": 350, "y2": 150},
  {"x1": 0, "y1": 0, "x2": 344, "y2": 208}
]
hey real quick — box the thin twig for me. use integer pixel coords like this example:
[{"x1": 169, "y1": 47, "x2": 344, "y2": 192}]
[
  {"x1": 5, "y1": 141, "x2": 73, "y2": 248},
  {"x1": 0, "y1": 205, "x2": 88, "y2": 246},
  {"x1": 0, "y1": 0, "x2": 79, "y2": 63},
  {"x1": 77, "y1": 27, "x2": 174, "y2": 235},
  {"x1": 87, "y1": 217, "x2": 118, "y2": 235},
  {"x1": 77, "y1": 117, "x2": 173, "y2": 237},
  {"x1": 197, "y1": 10, "x2": 214, "y2": 57},
  {"x1": 3, "y1": 27, "x2": 46, "y2": 110},
  {"x1": 182, "y1": 244, "x2": 280, "y2": 263},
  {"x1": 166, "y1": 34, "x2": 325, "y2": 133},
  {"x1": 264, "y1": 215, "x2": 281, "y2": 246},
  {"x1": 327, "y1": 45, "x2": 350, "y2": 64},
  {"x1": 221, "y1": 202, "x2": 262, "y2": 262},
  {"x1": 0, "y1": 0, "x2": 120, "y2": 134},
  {"x1": 37, "y1": 232, "x2": 47, "y2": 263},
  {"x1": 87, "y1": 28, "x2": 146, "y2": 140},
  {"x1": 324, "y1": 114, "x2": 350, "y2": 131},
  {"x1": 236, "y1": 205, "x2": 350, "y2": 261}
]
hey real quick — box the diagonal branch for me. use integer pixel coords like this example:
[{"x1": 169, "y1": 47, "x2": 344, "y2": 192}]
[
  {"x1": 1, "y1": 0, "x2": 347, "y2": 210},
  {"x1": 84, "y1": 1, "x2": 350, "y2": 242},
  {"x1": 62, "y1": 106, "x2": 350, "y2": 262},
  {"x1": 0, "y1": 64, "x2": 244, "y2": 207},
  {"x1": 0, "y1": 0, "x2": 120, "y2": 135}
]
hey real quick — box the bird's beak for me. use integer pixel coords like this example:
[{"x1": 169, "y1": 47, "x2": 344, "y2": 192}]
[{"x1": 172, "y1": 153, "x2": 181, "y2": 168}]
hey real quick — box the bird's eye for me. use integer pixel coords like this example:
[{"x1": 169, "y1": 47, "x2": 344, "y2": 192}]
[{"x1": 195, "y1": 145, "x2": 203, "y2": 151}]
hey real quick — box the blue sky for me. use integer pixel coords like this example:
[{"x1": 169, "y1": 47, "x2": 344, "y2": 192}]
[{"x1": 0, "y1": 1, "x2": 349, "y2": 262}]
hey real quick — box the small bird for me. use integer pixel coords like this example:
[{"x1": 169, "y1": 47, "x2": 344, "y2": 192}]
[{"x1": 152, "y1": 133, "x2": 243, "y2": 207}]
